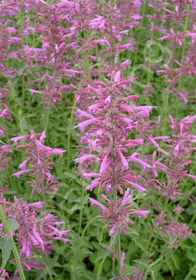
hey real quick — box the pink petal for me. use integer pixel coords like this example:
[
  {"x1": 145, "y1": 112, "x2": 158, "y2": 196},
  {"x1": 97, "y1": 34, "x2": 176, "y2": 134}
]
[
  {"x1": 13, "y1": 169, "x2": 32, "y2": 178},
  {"x1": 99, "y1": 154, "x2": 108, "y2": 174},
  {"x1": 128, "y1": 181, "x2": 146, "y2": 192}
]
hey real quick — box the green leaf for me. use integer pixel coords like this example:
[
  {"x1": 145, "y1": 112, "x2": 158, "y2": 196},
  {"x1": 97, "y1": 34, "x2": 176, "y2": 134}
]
[
  {"x1": 170, "y1": 252, "x2": 180, "y2": 270},
  {"x1": 0, "y1": 238, "x2": 13, "y2": 269},
  {"x1": 134, "y1": 238, "x2": 146, "y2": 251},
  {"x1": 8, "y1": 219, "x2": 19, "y2": 232},
  {"x1": 95, "y1": 249, "x2": 110, "y2": 262}
]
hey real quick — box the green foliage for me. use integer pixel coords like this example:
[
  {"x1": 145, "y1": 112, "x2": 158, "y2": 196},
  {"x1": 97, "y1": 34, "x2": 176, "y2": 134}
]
[{"x1": 0, "y1": 238, "x2": 13, "y2": 270}]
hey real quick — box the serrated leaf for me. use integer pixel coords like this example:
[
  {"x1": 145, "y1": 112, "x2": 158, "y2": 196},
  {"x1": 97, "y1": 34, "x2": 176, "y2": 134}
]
[
  {"x1": 134, "y1": 238, "x2": 146, "y2": 251},
  {"x1": 20, "y1": 118, "x2": 27, "y2": 130},
  {"x1": 41, "y1": 255, "x2": 59, "y2": 268},
  {"x1": 9, "y1": 219, "x2": 19, "y2": 232},
  {"x1": 0, "y1": 238, "x2": 12, "y2": 269},
  {"x1": 95, "y1": 249, "x2": 110, "y2": 262},
  {"x1": 170, "y1": 252, "x2": 179, "y2": 270}
]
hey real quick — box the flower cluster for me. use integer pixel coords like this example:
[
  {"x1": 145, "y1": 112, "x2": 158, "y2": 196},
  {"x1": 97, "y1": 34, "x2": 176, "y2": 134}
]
[
  {"x1": 89, "y1": 188, "x2": 149, "y2": 237},
  {"x1": 0, "y1": 88, "x2": 13, "y2": 136},
  {"x1": 158, "y1": 115, "x2": 196, "y2": 200},
  {"x1": 0, "y1": 197, "x2": 69, "y2": 270},
  {"x1": 11, "y1": 130, "x2": 64, "y2": 195},
  {"x1": 112, "y1": 252, "x2": 144, "y2": 280},
  {"x1": 154, "y1": 210, "x2": 193, "y2": 248}
]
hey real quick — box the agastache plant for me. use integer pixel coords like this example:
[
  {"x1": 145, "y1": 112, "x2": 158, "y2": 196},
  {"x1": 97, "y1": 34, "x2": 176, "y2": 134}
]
[{"x1": 74, "y1": 65, "x2": 155, "y2": 277}]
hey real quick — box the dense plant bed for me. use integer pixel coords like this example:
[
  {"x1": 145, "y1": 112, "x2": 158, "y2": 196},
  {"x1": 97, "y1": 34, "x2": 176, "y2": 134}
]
[{"x1": 0, "y1": 0, "x2": 196, "y2": 279}]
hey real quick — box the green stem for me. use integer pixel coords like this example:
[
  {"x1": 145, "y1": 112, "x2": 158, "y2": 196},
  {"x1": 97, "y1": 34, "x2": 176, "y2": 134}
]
[
  {"x1": 97, "y1": 256, "x2": 107, "y2": 280},
  {"x1": 145, "y1": 47, "x2": 152, "y2": 105},
  {"x1": 85, "y1": 52, "x2": 91, "y2": 83},
  {"x1": 161, "y1": 47, "x2": 175, "y2": 136},
  {"x1": 75, "y1": 215, "x2": 98, "y2": 264},
  {"x1": 113, "y1": 180, "x2": 121, "y2": 277},
  {"x1": 144, "y1": 255, "x2": 164, "y2": 280},
  {"x1": 96, "y1": 47, "x2": 102, "y2": 81},
  {"x1": 79, "y1": 180, "x2": 85, "y2": 234},
  {"x1": 141, "y1": 227, "x2": 155, "y2": 259},
  {"x1": 67, "y1": 100, "x2": 76, "y2": 170},
  {"x1": 117, "y1": 231, "x2": 121, "y2": 277},
  {"x1": 0, "y1": 206, "x2": 25, "y2": 280},
  {"x1": 189, "y1": 210, "x2": 196, "y2": 226},
  {"x1": 71, "y1": 216, "x2": 98, "y2": 279},
  {"x1": 44, "y1": 57, "x2": 57, "y2": 133},
  {"x1": 44, "y1": 105, "x2": 51, "y2": 132},
  {"x1": 144, "y1": 242, "x2": 170, "y2": 280},
  {"x1": 45, "y1": 267, "x2": 54, "y2": 280},
  {"x1": 184, "y1": 262, "x2": 196, "y2": 280},
  {"x1": 144, "y1": 197, "x2": 169, "y2": 260}
]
